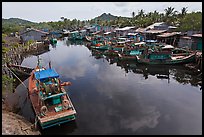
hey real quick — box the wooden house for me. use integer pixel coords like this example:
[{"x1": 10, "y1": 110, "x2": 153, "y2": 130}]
[
  {"x1": 115, "y1": 26, "x2": 135, "y2": 37},
  {"x1": 156, "y1": 32, "x2": 181, "y2": 46},
  {"x1": 143, "y1": 22, "x2": 177, "y2": 41},
  {"x1": 20, "y1": 28, "x2": 49, "y2": 42},
  {"x1": 191, "y1": 34, "x2": 202, "y2": 51},
  {"x1": 178, "y1": 36, "x2": 193, "y2": 49},
  {"x1": 143, "y1": 29, "x2": 167, "y2": 41}
]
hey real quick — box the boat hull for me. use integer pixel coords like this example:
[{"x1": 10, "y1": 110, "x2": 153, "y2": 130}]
[
  {"x1": 28, "y1": 70, "x2": 76, "y2": 129},
  {"x1": 137, "y1": 53, "x2": 196, "y2": 65}
]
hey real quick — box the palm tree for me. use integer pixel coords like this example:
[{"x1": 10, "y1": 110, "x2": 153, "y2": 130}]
[
  {"x1": 60, "y1": 17, "x2": 64, "y2": 21},
  {"x1": 132, "y1": 12, "x2": 135, "y2": 18},
  {"x1": 164, "y1": 7, "x2": 178, "y2": 25},
  {"x1": 138, "y1": 9, "x2": 145, "y2": 18},
  {"x1": 164, "y1": 7, "x2": 175, "y2": 17},
  {"x1": 181, "y1": 7, "x2": 188, "y2": 16}
]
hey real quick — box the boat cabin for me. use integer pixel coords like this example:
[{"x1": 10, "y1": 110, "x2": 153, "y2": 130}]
[{"x1": 34, "y1": 69, "x2": 67, "y2": 109}]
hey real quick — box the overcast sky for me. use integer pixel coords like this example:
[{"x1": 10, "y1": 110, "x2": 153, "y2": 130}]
[{"x1": 2, "y1": 2, "x2": 202, "y2": 23}]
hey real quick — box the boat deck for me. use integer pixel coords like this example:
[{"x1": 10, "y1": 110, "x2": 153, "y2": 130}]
[
  {"x1": 29, "y1": 71, "x2": 76, "y2": 125},
  {"x1": 30, "y1": 91, "x2": 76, "y2": 123}
]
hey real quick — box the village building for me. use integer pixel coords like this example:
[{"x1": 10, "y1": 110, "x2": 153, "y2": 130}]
[
  {"x1": 47, "y1": 30, "x2": 63, "y2": 39},
  {"x1": 177, "y1": 36, "x2": 193, "y2": 49},
  {"x1": 142, "y1": 22, "x2": 177, "y2": 41},
  {"x1": 191, "y1": 34, "x2": 202, "y2": 51},
  {"x1": 20, "y1": 28, "x2": 49, "y2": 42},
  {"x1": 156, "y1": 32, "x2": 181, "y2": 46},
  {"x1": 115, "y1": 26, "x2": 136, "y2": 37}
]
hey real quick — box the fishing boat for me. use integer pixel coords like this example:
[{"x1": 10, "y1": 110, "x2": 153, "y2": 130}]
[
  {"x1": 85, "y1": 36, "x2": 92, "y2": 42},
  {"x1": 7, "y1": 64, "x2": 34, "y2": 77},
  {"x1": 50, "y1": 38, "x2": 57, "y2": 44},
  {"x1": 136, "y1": 51, "x2": 196, "y2": 65},
  {"x1": 91, "y1": 44, "x2": 110, "y2": 51},
  {"x1": 118, "y1": 49, "x2": 143, "y2": 61},
  {"x1": 69, "y1": 31, "x2": 84, "y2": 40},
  {"x1": 28, "y1": 59, "x2": 76, "y2": 129}
]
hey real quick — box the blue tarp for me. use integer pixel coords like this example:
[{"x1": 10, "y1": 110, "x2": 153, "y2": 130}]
[{"x1": 34, "y1": 69, "x2": 59, "y2": 81}]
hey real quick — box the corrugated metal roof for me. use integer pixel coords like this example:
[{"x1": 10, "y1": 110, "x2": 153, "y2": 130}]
[
  {"x1": 144, "y1": 29, "x2": 167, "y2": 34},
  {"x1": 20, "y1": 28, "x2": 49, "y2": 35},
  {"x1": 191, "y1": 34, "x2": 202, "y2": 38},
  {"x1": 115, "y1": 26, "x2": 135, "y2": 31},
  {"x1": 180, "y1": 36, "x2": 191, "y2": 40},
  {"x1": 157, "y1": 32, "x2": 180, "y2": 38},
  {"x1": 145, "y1": 22, "x2": 165, "y2": 30},
  {"x1": 135, "y1": 27, "x2": 146, "y2": 33}
]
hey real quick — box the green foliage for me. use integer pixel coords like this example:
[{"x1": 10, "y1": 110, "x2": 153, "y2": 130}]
[
  {"x1": 176, "y1": 12, "x2": 202, "y2": 32},
  {"x1": 2, "y1": 74, "x2": 14, "y2": 94}
]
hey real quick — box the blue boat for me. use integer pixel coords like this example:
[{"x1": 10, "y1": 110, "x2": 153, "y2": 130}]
[{"x1": 28, "y1": 60, "x2": 77, "y2": 129}]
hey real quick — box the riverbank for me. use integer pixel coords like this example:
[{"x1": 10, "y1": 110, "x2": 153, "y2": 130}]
[
  {"x1": 2, "y1": 35, "x2": 48, "y2": 135},
  {"x1": 2, "y1": 102, "x2": 40, "y2": 135}
]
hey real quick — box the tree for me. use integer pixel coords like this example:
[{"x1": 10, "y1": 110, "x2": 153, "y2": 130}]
[
  {"x1": 176, "y1": 11, "x2": 202, "y2": 32},
  {"x1": 181, "y1": 7, "x2": 188, "y2": 17},
  {"x1": 164, "y1": 7, "x2": 178, "y2": 25},
  {"x1": 138, "y1": 9, "x2": 145, "y2": 18},
  {"x1": 164, "y1": 7, "x2": 175, "y2": 17},
  {"x1": 132, "y1": 12, "x2": 135, "y2": 18}
]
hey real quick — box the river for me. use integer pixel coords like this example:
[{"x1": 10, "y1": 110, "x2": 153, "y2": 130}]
[{"x1": 13, "y1": 38, "x2": 202, "y2": 135}]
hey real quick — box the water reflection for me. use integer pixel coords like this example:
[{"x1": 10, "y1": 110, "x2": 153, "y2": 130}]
[
  {"x1": 16, "y1": 39, "x2": 202, "y2": 135},
  {"x1": 88, "y1": 47, "x2": 202, "y2": 89}
]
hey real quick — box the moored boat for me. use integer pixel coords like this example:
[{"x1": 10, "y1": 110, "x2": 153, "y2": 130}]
[
  {"x1": 7, "y1": 64, "x2": 34, "y2": 77},
  {"x1": 50, "y1": 38, "x2": 57, "y2": 44},
  {"x1": 136, "y1": 51, "x2": 196, "y2": 65},
  {"x1": 28, "y1": 59, "x2": 76, "y2": 129}
]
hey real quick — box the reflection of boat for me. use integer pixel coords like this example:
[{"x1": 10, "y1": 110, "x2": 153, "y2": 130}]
[
  {"x1": 136, "y1": 52, "x2": 196, "y2": 65},
  {"x1": 28, "y1": 59, "x2": 76, "y2": 129},
  {"x1": 118, "y1": 50, "x2": 143, "y2": 61},
  {"x1": 118, "y1": 53, "x2": 137, "y2": 61}
]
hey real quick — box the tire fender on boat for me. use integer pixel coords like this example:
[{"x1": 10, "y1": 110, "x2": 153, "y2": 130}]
[
  {"x1": 40, "y1": 106, "x2": 48, "y2": 115},
  {"x1": 62, "y1": 99, "x2": 69, "y2": 110},
  {"x1": 32, "y1": 87, "x2": 38, "y2": 94}
]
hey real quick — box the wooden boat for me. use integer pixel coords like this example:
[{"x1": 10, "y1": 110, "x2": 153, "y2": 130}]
[
  {"x1": 69, "y1": 31, "x2": 84, "y2": 40},
  {"x1": 7, "y1": 64, "x2": 34, "y2": 77},
  {"x1": 85, "y1": 36, "x2": 92, "y2": 42},
  {"x1": 50, "y1": 38, "x2": 57, "y2": 44},
  {"x1": 91, "y1": 44, "x2": 110, "y2": 51},
  {"x1": 104, "y1": 50, "x2": 119, "y2": 57},
  {"x1": 136, "y1": 51, "x2": 196, "y2": 65},
  {"x1": 28, "y1": 60, "x2": 76, "y2": 129},
  {"x1": 118, "y1": 53, "x2": 137, "y2": 61},
  {"x1": 118, "y1": 49, "x2": 143, "y2": 61}
]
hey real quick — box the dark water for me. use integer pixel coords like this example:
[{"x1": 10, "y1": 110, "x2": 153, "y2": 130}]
[{"x1": 14, "y1": 38, "x2": 202, "y2": 135}]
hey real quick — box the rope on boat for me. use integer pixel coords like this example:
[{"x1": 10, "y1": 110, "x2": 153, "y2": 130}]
[{"x1": 32, "y1": 114, "x2": 40, "y2": 130}]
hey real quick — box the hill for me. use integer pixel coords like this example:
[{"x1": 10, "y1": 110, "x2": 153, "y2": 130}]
[
  {"x1": 93, "y1": 13, "x2": 118, "y2": 21},
  {"x1": 2, "y1": 18, "x2": 37, "y2": 26}
]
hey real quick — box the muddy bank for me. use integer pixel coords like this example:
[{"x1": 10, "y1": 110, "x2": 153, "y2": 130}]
[{"x1": 2, "y1": 103, "x2": 40, "y2": 135}]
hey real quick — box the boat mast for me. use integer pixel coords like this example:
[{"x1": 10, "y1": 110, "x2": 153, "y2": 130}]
[{"x1": 37, "y1": 55, "x2": 40, "y2": 67}]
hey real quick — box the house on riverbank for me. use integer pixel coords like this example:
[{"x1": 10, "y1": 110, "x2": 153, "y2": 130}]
[
  {"x1": 20, "y1": 28, "x2": 49, "y2": 42},
  {"x1": 115, "y1": 26, "x2": 135, "y2": 37},
  {"x1": 157, "y1": 32, "x2": 181, "y2": 46},
  {"x1": 191, "y1": 33, "x2": 202, "y2": 51}
]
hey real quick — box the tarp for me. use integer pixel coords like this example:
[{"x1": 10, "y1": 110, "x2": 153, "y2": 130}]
[{"x1": 34, "y1": 68, "x2": 59, "y2": 81}]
